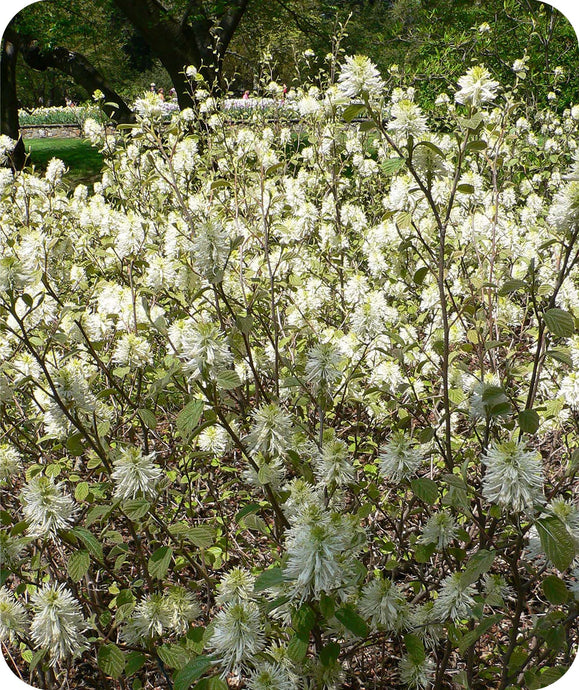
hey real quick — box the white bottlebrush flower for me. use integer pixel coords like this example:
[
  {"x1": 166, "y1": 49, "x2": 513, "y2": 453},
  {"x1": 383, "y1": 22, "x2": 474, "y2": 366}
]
[
  {"x1": 379, "y1": 433, "x2": 425, "y2": 483},
  {"x1": 419, "y1": 511, "x2": 458, "y2": 550},
  {"x1": 0, "y1": 531, "x2": 25, "y2": 568},
  {"x1": 190, "y1": 219, "x2": 230, "y2": 282},
  {"x1": 179, "y1": 320, "x2": 232, "y2": 379},
  {"x1": 0, "y1": 443, "x2": 22, "y2": 482},
  {"x1": 284, "y1": 508, "x2": 354, "y2": 601},
  {"x1": 432, "y1": 572, "x2": 476, "y2": 622},
  {"x1": 314, "y1": 435, "x2": 355, "y2": 487},
  {"x1": 112, "y1": 332, "x2": 152, "y2": 368},
  {"x1": 388, "y1": 99, "x2": 428, "y2": 139},
  {"x1": 247, "y1": 403, "x2": 293, "y2": 458},
  {"x1": 163, "y1": 587, "x2": 200, "y2": 635},
  {"x1": 20, "y1": 475, "x2": 78, "y2": 538},
  {"x1": 112, "y1": 446, "x2": 162, "y2": 501},
  {"x1": 560, "y1": 372, "x2": 579, "y2": 410},
  {"x1": 247, "y1": 662, "x2": 296, "y2": 690},
  {"x1": 122, "y1": 593, "x2": 172, "y2": 643},
  {"x1": 30, "y1": 583, "x2": 88, "y2": 665},
  {"x1": 282, "y1": 478, "x2": 320, "y2": 519},
  {"x1": 338, "y1": 55, "x2": 385, "y2": 100},
  {"x1": 244, "y1": 455, "x2": 287, "y2": 490},
  {"x1": 216, "y1": 567, "x2": 256, "y2": 605},
  {"x1": 305, "y1": 341, "x2": 343, "y2": 393},
  {"x1": 483, "y1": 574, "x2": 513, "y2": 606},
  {"x1": 455, "y1": 65, "x2": 499, "y2": 107},
  {"x1": 482, "y1": 441, "x2": 544, "y2": 513},
  {"x1": 197, "y1": 424, "x2": 230, "y2": 455},
  {"x1": 210, "y1": 600, "x2": 265, "y2": 673},
  {"x1": 45, "y1": 158, "x2": 66, "y2": 185},
  {"x1": 0, "y1": 587, "x2": 27, "y2": 641},
  {"x1": 399, "y1": 654, "x2": 435, "y2": 690},
  {"x1": 409, "y1": 602, "x2": 442, "y2": 649},
  {"x1": 359, "y1": 577, "x2": 408, "y2": 631}
]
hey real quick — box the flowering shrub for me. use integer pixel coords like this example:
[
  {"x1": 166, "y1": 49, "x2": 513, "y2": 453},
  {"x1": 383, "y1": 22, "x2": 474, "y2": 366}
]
[{"x1": 1, "y1": 55, "x2": 579, "y2": 690}]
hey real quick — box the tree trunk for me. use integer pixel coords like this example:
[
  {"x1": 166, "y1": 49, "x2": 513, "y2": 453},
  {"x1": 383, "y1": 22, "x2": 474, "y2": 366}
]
[
  {"x1": 20, "y1": 39, "x2": 134, "y2": 123},
  {"x1": 112, "y1": 0, "x2": 249, "y2": 105},
  {"x1": 1, "y1": 28, "x2": 26, "y2": 170}
]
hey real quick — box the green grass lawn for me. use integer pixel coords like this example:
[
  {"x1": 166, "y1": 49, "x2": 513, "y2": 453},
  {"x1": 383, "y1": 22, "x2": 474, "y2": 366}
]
[{"x1": 25, "y1": 137, "x2": 103, "y2": 187}]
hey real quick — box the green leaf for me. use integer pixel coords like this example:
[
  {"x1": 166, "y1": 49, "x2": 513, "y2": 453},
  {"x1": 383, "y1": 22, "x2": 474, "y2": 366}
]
[
  {"x1": 67, "y1": 550, "x2": 90, "y2": 582},
  {"x1": 414, "y1": 140, "x2": 445, "y2": 158},
  {"x1": 461, "y1": 549, "x2": 496, "y2": 586},
  {"x1": 254, "y1": 567, "x2": 285, "y2": 592},
  {"x1": 466, "y1": 139, "x2": 488, "y2": 152},
  {"x1": 458, "y1": 614, "x2": 504, "y2": 655},
  {"x1": 75, "y1": 481, "x2": 90, "y2": 501},
  {"x1": 186, "y1": 526, "x2": 216, "y2": 548},
  {"x1": 543, "y1": 308, "x2": 575, "y2": 338},
  {"x1": 415, "y1": 542, "x2": 436, "y2": 563},
  {"x1": 216, "y1": 370, "x2": 242, "y2": 390},
  {"x1": 536, "y1": 517, "x2": 576, "y2": 571},
  {"x1": 148, "y1": 546, "x2": 173, "y2": 579},
  {"x1": 320, "y1": 642, "x2": 340, "y2": 666},
  {"x1": 413, "y1": 266, "x2": 429, "y2": 285},
  {"x1": 287, "y1": 631, "x2": 309, "y2": 662},
  {"x1": 405, "y1": 633, "x2": 426, "y2": 664},
  {"x1": 97, "y1": 643, "x2": 126, "y2": 679},
  {"x1": 519, "y1": 409, "x2": 540, "y2": 434},
  {"x1": 335, "y1": 606, "x2": 369, "y2": 638},
  {"x1": 457, "y1": 183, "x2": 475, "y2": 194},
  {"x1": 137, "y1": 408, "x2": 157, "y2": 430},
  {"x1": 411, "y1": 477, "x2": 438, "y2": 505},
  {"x1": 381, "y1": 157, "x2": 405, "y2": 175},
  {"x1": 293, "y1": 604, "x2": 316, "y2": 634},
  {"x1": 123, "y1": 499, "x2": 151, "y2": 521},
  {"x1": 343, "y1": 103, "x2": 366, "y2": 122},
  {"x1": 177, "y1": 400, "x2": 204, "y2": 438},
  {"x1": 498, "y1": 279, "x2": 527, "y2": 295},
  {"x1": 71, "y1": 526, "x2": 103, "y2": 561},
  {"x1": 158, "y1": 644, "x2": 190, "y2": 669},
  {"x1": 125, "y1": 652, "x2": 146, "y2": 676},
  {"x1": 173, "y1": 656, "x2": 212, "y2": 690},
  {"x1": 542, "y1": 575, "x2": 569, "y2": 605}
]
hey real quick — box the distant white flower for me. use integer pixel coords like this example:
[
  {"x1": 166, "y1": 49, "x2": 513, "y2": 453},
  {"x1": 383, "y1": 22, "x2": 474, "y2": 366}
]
[
  {"x1": 305, "y1": 341, "x2": 343, "y2": 393},
  {"x1": 359, "y1": 577, "x2": 408, "y2": 631},
  {"x1": 247, "y1": 403, "x2": 293, "y2": 458},
  {"x1": 210, "y1": 600, "x2": 265, "y2": 673},
  {"x1": 216, "y1": 568, "x2": 256, "y2": 605},
  {"x1": 0, "y1": 443, "x2": 22, "y2": 482},
  {"x1": 455, "y1": 66, "x2": 499, "y2": 107},
  {"x1": 399, "y1": 654, "x2": 435, "y2": 689},
  {"x1": 83, "y1": 118, "x2": 105, "y2": 145},
  {"x1": 314, "y1": 435, "x2": 354, "y2": 487},
  {"x1": 338, "y1": 55, "x2": 385, "y2": 100},
  {"x1": 432, "y1": 572, "x2": 476, "y2": 621},
  {"x1": 30, "y1": 584, "x2": 88, "y2": 665},
  {"x1": 112, "y1": 446, "x2": 162, "y2": 501},
  {"x1": 0, "y1": 135, "x2": 16, "y2": 164},
  {"x1": 112, "y1": 332, "x2": 152, "y2": 368},
  {"x1": 0, "y1": 587, "x2": 27, "y2": 641},
  {"x1": 247, "y1": 662, "x2": 296, "y2": 690},
  {"x1": 419, "y1": 511, "x2": 458, "y2": 550},
  {"x1": 482, "y1": 441, "x2": 544, "y2": 513},
  {"x1": 20, "y1": 476, "x2": 77, "y2": 538},
  {"x1": 512, "y1": 57, "x2": 529, "y2": 78},
  {"x1": 379, "y1": 433, "x2": 425, "y2": 483},
  {"x1": 478, "y1": 22, "x2": 491, "y2": 34}
]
